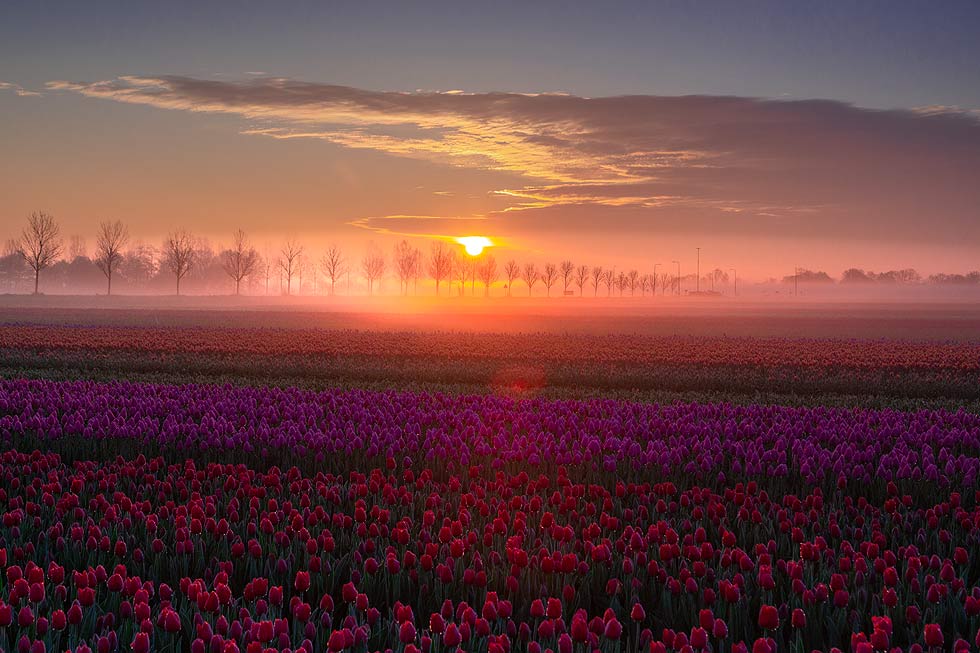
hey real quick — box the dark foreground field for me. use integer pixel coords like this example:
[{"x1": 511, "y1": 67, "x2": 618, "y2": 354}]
[{"x1": 1, "y1": 302, "x2": 979, "y2": 653}]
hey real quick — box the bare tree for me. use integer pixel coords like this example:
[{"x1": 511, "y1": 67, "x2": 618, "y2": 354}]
[
  {"x1": 560, "y1": 260, "x2": 575, "y2": 295},
  {"x1": 521, "y1": 262, "x2": 539, "y2": 296},
  {"x1": 94, "y1": 220, "x2": 129, "y2": 295},
  {"x1": 627, "y1": 269, "x2": 639, "y2": 296},
  {"x1": 361, "y1": 244, "x2": 386, "y2": 295},
  {"x1": 590, "y1": 265, "x2": 604, "y2": 297},
  {"x1": 320, "y1": 245, "x2": 346, "y2": 295},
  {"x1": 163, "y1": 229, "x2": 195, "y2": 295},
  {"x1": 603, "y1": 268, "x2": 616, "y2": 296},
  {"x1": 451, "y1": 252, "x2": 470, "y2": 296},
  {"x1": 68, "y1": 235, "x2": 87, "y2": 261},
  {"x1": 616, "y1": 271, "x2": 627, "y2": 296},
  {"x1": 220, "y1": 229, "x2": 260, "y2": 295},
  {"x1": 277, "y1": 239, "x2": 304, "y2": 295},
  {"x1": 393, "y1": 240, "x2": 417, "y2": 295},
  {"x1": 542, "y1": 263, "x2": 559, "y2": 297},
  {"x1": 504, "y1": 259, "x2": 520, "y2": 296},
  {"x1": 574, "y1": 264, "x2": 589, "y2": 296},
  {"x1": 477, "y1": 254, "x2": 499, "y2": 296},
  {"x1": 18, "y1": 211, "x2": 63, "y2": 294},
  {"x1": 427, "y1": 241, "x2": 453, "y2": 295}
]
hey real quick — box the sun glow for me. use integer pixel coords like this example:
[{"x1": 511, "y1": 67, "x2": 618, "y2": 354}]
[{"x1": 456, "y1": 236, "x2": 493, "y2": 256}]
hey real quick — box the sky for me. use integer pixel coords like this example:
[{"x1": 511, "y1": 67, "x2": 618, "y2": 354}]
[{"x1": 2, "y1": 1, "x2": 980, "y2": 280}]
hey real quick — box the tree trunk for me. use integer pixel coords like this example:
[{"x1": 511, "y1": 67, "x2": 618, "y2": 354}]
[
  {"x1": 236, "y1": 278, "x2": 241, "y2": 295},
  {"x1": 34, "y1": 269, "x2": 39, "y2": 295},
  {"x1": 107, "y1": 274, "x2": 112, "y2": 296}
]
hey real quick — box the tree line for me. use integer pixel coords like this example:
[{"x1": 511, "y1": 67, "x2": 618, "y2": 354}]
[{"x1": 3, "y1": 212, "x2": 979, "y2": 296}]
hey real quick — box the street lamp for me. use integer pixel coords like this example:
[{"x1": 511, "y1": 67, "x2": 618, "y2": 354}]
[{"x1": 696, "y1": 247, "x2": 701, "y2": 293}]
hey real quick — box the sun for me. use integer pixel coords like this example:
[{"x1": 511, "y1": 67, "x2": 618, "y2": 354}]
[{"x1": 456, "y1": 236, "x2": 493, "y2": 256}]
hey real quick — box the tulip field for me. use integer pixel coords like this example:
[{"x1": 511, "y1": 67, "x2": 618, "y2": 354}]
[{"x1": 1, "y1": 321, "x2": 980, "y2": 653}]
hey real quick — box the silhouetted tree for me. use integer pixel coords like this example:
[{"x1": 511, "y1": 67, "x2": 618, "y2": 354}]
[
  {"x1": 560, "y1": 260, "x2": 574, "y2": 295},
  {"x1": 590, "y1": 266, "x2": 604, "y2": 296},
  {"x1": 451, "y1": 253, "x2": 470, "y2": 296},
  {"x1": 320, "y1": 245, "x2": 346, "y2": 296},
  {"x1": 361, "y1": 244, "x2": 386, "y2": 295},
  {"x1": 477, "y1": 254, "x2": 499, "y2": 296},
  {"x1": 428, "y1": 241, "x2": 453, "y2": 295},
  {"x1": 627, "y1": 269, "x2": 639, "y2": 295},
  {"x1": 574, "y1": 264, "x2": 589, "y2": 296},
  {"x1": 521, "y1": 262, "x2": 539, "y2": 296},
  {"x1": 504, "y1": 259, "x2": 520, "y2": 296},
  {"x1": 94, "y1": 220, "x2": 129, "y2": 295},
  {"x1": 603, "y1": 268, "x2": 616, "y2": 296},
  {"x1": 277, "y1": 239, "x2": 304, "y2": 295},
  {"x1": 393, "y1": 240, "x2": 418, "y2": 295},
  {"x1": 220, "y1": 229, "x2": 259, "y2": 295},
  {"x1": 163, "y1": 229, "x2": 195, "y2": 295},
  {"x1": 67, "y1": 235, "x2": 87, "y2": 261},
  {"x1": 18, "y1": 211, "x2": 63, "y2": 294},
  {"x1": 542, "y1": 263, "x2": 559, "y2": 297},
  {"x1": 841, "y1": 268, "x2": 872, "y2": 283}
]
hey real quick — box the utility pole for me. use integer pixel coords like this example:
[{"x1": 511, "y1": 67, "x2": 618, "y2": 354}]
[
  {"x1": 696, "y1": 247, "x2": 701, "y2": 293},
  {"x1": 672, "y1": 260, "x2": 680, "y2": 295},
  {"x1": 730, "y1": 268, "x2": 737, "y2": 297}
]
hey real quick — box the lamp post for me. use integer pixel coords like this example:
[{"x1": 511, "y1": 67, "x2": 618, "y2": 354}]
[
  {"x1": 696, "y1": 247, "x2": 701, "y2": 293},
  {"x1": 730, "y1": 268, "x2": 737, "y2": 297},
  {"x1": 672, "y1": 260, "x2": 680, "y2": 295}
]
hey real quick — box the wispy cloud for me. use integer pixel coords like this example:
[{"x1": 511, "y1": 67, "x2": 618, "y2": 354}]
[
  {"x1": 0, "y1": 81, "x2": 41, "y2": 97},
  {"x1": 46, "y1": 75, "x2": 980, "y2": 243}
]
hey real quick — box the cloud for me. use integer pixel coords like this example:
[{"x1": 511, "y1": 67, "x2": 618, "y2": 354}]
[
  {"x1": 0, "y1": 82, "x2": 41, "y2": 97},
  {"x1": 47, "y1": 75, "x2": 980, "y2": 244}
]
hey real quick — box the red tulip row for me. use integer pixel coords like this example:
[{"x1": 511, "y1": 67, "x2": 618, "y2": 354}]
[
  {"x1": 0, "y1": 447, "x2": 978, "y2": 653},
  {"x1": 3, "y1": 325, "x2": 979, "y2": 371}
]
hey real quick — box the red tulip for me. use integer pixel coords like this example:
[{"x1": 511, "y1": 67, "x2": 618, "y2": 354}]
[
  {"x1": 924, "y1": 624, "x2": 943, "y2": 648},
  {"x1": 758, "y1": 605, "x2": 779, "y2": 630},
  {"x1": 294, "y1": 571, "x2": 310, "y2": 592}
]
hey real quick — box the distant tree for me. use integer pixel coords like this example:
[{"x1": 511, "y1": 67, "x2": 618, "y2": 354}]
[
  {"x1": 658, "y1": 272, "x2": 672, "y2": 296},
  {"x1": 477, "y1": 254, "x2": 499, "y2": 296},
  {"x1": 320, "y1": 245, "x2": 346, "y2": 295},
  {"x1": 521, "y1": 262, "x2": 539, "y2": 296},
  {"x1": 361, "y1": 244, "x2": 386, "y2": 295},
  {"x1": 94, "y1": 220, "x2": 130, "y2": 295},
  {"x1": 616, "y1": 271, "x2": 627, "y2": 296},
  {"x1": 18, "y1": 211, "x2": 63, "y2": 294},
  {"x1": 503, "y1": 259, "x2": 520, "y2": 296},
  {"x1": 451, "y1": 253, "x2": 470, "y2": 296},
  {"x1": 68, "y1": 235, "x2": 87, "y2": 261},
  {"x1": 781, "y1": 269, "x2": 833, "y2": 284},
  {"x1": 277, "y1": 239, "x2": 304, "y2": 295},
  {"x1": 627, "y1": 269, "x2": 639, "y2": 295},
  {"x1": 603, "y1": 268, "x2": 616, "y2": 296},
  {"x1": 428, "y1": 241, "x2": 453, "y2": 295},
  {"x1": 412, "y1": 246, "x2": 423, "y2": 294},
  {"x1": 574, "y1": 264, "x2": 589, "y2": 296},
  {"x1": 220, "y1": 229, "x2": 259, "y2": 295},
  {"x1": 640, "y1": 274, "x2": 652, "y2": 296},
  {"x1": 163, "y1": 229, "x2": 195, "y2": 295},
  {"x1": 840, "y1": 268, "x2": 873, "y2": 283},
  {"x1": 929, "y1": 271, "x2": 980, "y2": 285},
  {"x1": 542, "y1": 263, "x2": 559, "y2": 297},
  {"x1": 559, "y1": 260, "x2": 575, "y2": 294},
  {"x1": 393, "y1": 240, "x2": 418, "y2": 295},
  {"x1": 590, "y1": 266, "x2": 604, "y2": 297}
]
